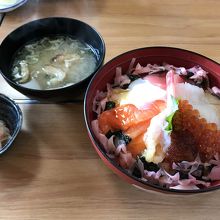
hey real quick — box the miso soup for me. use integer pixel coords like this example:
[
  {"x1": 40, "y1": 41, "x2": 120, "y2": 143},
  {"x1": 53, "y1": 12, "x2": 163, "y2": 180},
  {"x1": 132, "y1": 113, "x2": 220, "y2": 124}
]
[{"x1": 11, "y1": 36, "x2": 97, "y2": 90}]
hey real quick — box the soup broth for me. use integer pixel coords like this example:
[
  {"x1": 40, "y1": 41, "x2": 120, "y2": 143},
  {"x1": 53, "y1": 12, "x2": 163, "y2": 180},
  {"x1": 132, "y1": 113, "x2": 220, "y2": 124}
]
[{"x1": 11, "y1": 36, "x2": 97, "y2": 90}]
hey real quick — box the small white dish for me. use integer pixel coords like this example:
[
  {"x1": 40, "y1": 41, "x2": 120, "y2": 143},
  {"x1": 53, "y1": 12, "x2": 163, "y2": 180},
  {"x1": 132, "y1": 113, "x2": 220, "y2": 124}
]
[{"x1": 0, "y1": 0, "x2": 27, "y2": 13}]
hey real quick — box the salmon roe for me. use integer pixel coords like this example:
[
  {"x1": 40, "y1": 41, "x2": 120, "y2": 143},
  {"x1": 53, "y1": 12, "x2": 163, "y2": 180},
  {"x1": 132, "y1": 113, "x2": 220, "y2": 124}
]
[{"x1": 165, "y1": 99, "x2": 220, "y2": 163}]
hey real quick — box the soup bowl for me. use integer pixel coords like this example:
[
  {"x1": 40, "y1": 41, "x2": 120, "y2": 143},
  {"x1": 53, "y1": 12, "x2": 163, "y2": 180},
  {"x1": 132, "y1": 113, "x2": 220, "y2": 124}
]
[
  {"x1": 84, "y1": 47, "x2": 220, "y2": 194},
  {"x1": 0, "y1": 17, "x2": 105, "y2": 102},
  {"x1": 0, "y1": 93, "x2": 22, "y2": 154}
]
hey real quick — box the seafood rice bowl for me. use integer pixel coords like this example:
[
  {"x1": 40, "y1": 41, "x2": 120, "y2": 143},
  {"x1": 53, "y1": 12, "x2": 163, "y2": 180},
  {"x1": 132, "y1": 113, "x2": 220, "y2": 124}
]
[{"x1": 84, "y1": 47, "x2": 220, "y2": 193}]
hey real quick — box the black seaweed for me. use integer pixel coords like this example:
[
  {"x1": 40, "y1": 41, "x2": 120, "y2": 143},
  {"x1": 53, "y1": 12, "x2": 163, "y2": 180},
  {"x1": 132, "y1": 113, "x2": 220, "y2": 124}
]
[
  {"x1": 191, "y1": 164, "x2": 213, "y2": 181},
  {"x1": 105, "y1": 130, "x2": 131, "y2": 145},
  {"x1": 186, "y1": 71, "x2": 194, "y2": 78},
  {"x1": 105, "y1": 101, "x2": 116, "y2": 110},
  {"x1": 128, "y1": 74, "x2": 140, "y2": 82},
  {"x1": 179, "y1": 171, "x2": 189, "y2": 180},
  {"x1": 140, "y1": 157, "x2": 160, "y2": 172},
  {"x1": 121, "y1": 84, "x2": 129, "y2": 89},
  {"x1": 132, "y1": 166, "x2": 142, "y2": 178}
]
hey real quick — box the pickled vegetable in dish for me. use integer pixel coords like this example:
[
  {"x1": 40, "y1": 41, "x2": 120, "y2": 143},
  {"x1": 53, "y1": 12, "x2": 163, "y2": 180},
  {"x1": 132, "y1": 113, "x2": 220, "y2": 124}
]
[
  {"x1": 11, "y1": 36, "x2": 97, "y2": 90},
  {"x1": 92, "y1": 60, "x2": 220, "y2": 190},
  {"x1": 0, "y1": 120, "x2": 10, "y2": 148}
]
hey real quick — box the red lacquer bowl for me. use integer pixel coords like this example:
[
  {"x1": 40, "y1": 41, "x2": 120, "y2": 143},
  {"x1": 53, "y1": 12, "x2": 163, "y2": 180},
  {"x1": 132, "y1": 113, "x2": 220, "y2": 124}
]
[{"x1": 84, "y1": 47, "x2": 220, "y2": 194}]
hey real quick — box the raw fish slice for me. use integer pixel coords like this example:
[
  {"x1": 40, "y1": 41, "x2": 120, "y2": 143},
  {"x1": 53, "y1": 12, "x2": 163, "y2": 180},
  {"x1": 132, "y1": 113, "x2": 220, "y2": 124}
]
[
  {"x1": 127, "y1": 134, "x2": 146, "y2": 157},
  {"x1": 144, "y1": 73, "x2": 184, "y2": 90},
  {"x1": 98, "y1": 101, "x2": 166, "y2": 134},
  {"x1": 142, "y1": 70, "x2": 178, "y2": 163},
  {"x1": 125, "y1": 121, "x2": 150, "y2": 140}
]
